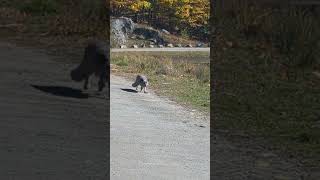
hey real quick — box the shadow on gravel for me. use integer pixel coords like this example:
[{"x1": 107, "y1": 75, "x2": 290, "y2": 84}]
[
  {"x1": 31, "y1": 85, "x2": 89, "y2": 99},
  {"x1": 120, "y1": 88, "x2": 138, "y2": 93}
]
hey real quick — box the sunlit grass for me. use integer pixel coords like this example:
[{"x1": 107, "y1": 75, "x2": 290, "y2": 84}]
[{"x1": 111, "y1": 52, "x2": 210, "y2": 112}]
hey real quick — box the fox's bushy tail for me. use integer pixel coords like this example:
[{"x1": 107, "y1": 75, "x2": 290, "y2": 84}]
[{"x1": 132, "y1": 81, "x2": 139, "y2": 87}]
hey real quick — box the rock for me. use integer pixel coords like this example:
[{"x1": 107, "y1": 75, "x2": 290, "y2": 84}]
[
  {"x1": 132, "y1": 44, "x2": 138, "y2": 48},
  {"x1": 149, "y1": 38, "x2": 157, "y2": 43},
  {"x1": 186, "y1": 44, "x2": 193, "y2": 48},
  {"x1": 158, "y1": 44, "x2": 164, "y2": 48},
  {"x1": 161, "y1": 29, "x2": 170, "y2": 34},
  {"x1": 176, "y1": 44, "x2": 182, "y2": 47},
  {"x1": 196, "y1": 43, "x2": 204, "y2": 47},
  {"x1": 145, "y1": 26, "x2": 154, "y2": 31},
  {"x1": 120, "y1": 45, "x2": 127, "y2": 49},
  {"x1": 137, "y1": 35, "x2": 145, "y2": 40},
  {"x1": 149, "y1": 44, "x2": 155, "y2": 48},
  {"x1": 133, "y1": 25, "x2": 165, "y2": 45},
  {"x1": 167, "y1": 43, "x2": 174, "y2": 48},
  {"x1": 111, "y1": 17, "x2": 135, "y2": 46},
  {"x1": 140, "y1": 43, "x2": 146, "y2": 48}
]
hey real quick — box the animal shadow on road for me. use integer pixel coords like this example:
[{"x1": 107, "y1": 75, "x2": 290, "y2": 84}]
[
  {"x1": 31, "y1": 85, "x2": 89, "y2": 99},
  {"x1": 120, "y1": 88, "x2": 138, "y2": 93}
]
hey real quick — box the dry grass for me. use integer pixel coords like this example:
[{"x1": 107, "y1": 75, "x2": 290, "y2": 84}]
[{"x1": 111, "y1": 52, "x2": 210, "y2": 112}]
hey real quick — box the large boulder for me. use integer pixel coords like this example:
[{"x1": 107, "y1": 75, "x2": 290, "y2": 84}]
[
  {"x1": 133, "y1": 25, "x2": 166, "y2": 45},
  {"x1": 111, "y1": 17, "x2": 135, "y2": 46}
]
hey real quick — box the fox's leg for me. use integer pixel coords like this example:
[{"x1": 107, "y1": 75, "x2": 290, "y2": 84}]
[
  {"x1": 98, "y1": 61, "x2": 108, "y2": 92},
  {"x1": 98, "y1": 76, "x2": 106, "y2": 92},
  {"x1": 83, "y1": 76, "x2": 90, "y2": 90},
  {"x1": 98, "y1": 72, "x2": 106, "y2": 92}
]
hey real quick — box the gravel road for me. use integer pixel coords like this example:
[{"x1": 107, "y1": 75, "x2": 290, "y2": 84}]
[{"x1": 110, "y1": 75, "x2": 210, "y2": 180}]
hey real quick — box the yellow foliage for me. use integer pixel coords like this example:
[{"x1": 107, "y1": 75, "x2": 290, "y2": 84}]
[
  {"x1": 130, "y1": 0, "x2": 151, "y2": 12},
  {"x1": 111, "y1": 0, "x2": 209, "y2": 27}
]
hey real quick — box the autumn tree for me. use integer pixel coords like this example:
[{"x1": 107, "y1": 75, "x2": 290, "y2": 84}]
[{"x1": 110, "y1": 0, "x2": 210, "y2": 40}]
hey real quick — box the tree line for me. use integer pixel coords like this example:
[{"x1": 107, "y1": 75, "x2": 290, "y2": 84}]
[{"x1": 110, "y1": 0, "x2": 210, "y2": 41}]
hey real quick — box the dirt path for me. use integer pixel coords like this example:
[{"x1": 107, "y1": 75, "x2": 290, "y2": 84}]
[
  {"x1": 0, "y1": 42, "x2": 108, "y2": 179},
  {"x1": 110, "y1": 75, "x2": 210, "y2": 179}
]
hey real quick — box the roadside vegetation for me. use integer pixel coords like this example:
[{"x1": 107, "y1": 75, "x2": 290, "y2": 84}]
[
  {"x1": 111, "y1": 52, "x2": 210, "y2": 112},
  {"x1": 212, "y1": 1, "x2": 320, "y2": 166}
]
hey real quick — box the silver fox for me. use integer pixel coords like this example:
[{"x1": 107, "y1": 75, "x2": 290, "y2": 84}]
[
  {"x1": 70, "y1": 40, "x2": 109, "y2": 92},
  {"x1": 132, "y1": 75, "x2": 149, "y2": 93}
]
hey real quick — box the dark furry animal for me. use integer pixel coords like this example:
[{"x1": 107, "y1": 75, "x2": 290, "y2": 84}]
[
  {"x1": 132, "y1": 75, "x2": 149, "y2": 93},
  {"x1": 70, "y1": 40, "x2": 109, "y2": 92}
]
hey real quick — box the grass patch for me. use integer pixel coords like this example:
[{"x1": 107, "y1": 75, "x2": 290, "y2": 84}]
[
  {"x1": 111, "y1": 52, "x2": 210, "y2": 112},
  {"x1": 111, "y1": 51, "x2": 210, "y2": 63},
  {"x1": 115, "y1": 57, "x2": 129, "y2": 66},
  {"x1": 214, "y1": 45, "x2": 320, "y2": 165},
  {"x1": 212, "y1": 4, "x2": 320, "y2": 166}
]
